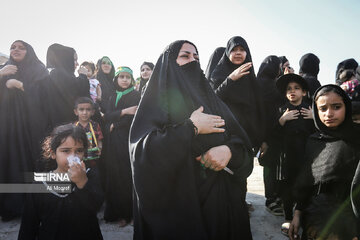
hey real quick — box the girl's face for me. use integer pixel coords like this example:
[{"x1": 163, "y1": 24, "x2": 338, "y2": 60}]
[
  {"x1": 176, "y1": 43, "x2": 199, "y2": 66},
  {"x1": 140, "y1": 65, "x2": 153, "y2": 80},
  {"x1": 229, "y1": 45, "x2": 247, "y2": 65},
  {"x1": 10, "y1": 41, "x2": 27, "y2": 62},
  {"x1": 84, "y1": 65, "x2": 94, "y2": 78},
  {"x1": 117, "y1": 72, "x2": 132, "y2": 89},
  {"x1": 101, "y1": 58, "x2": 112, "y2": 74},
  {"x1": 316, "y1": 91, "x2": 346, "y2": 129},
  {"x1": 51, "y1": 136, "x2": 85, "y2": 173}
]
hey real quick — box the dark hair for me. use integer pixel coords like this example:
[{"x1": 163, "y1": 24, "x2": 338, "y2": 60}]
[
  {"x1": 74, "y1": 97, "x2": 95, "y2": 109},
  {"x1": 42, "y1": 124, "x2": 88, "y2": 170},
  {"x1": 140, "y1": 61, "x2": 154, "y2": 71},
  {"x1": 315, "y1": 85, "x2": 346, "y2": 103},
  {"x1": 80, "y1": 61, "x2": 96, "y2": 73}
]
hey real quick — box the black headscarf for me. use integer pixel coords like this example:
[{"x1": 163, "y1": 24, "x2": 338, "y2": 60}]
[
  {"x1": 204, "y1": 47, "x2": 225, "y2": 79},
  {"x1": 279, "y1": 56, "x2": 289, "y2": 65},
  {"x1": 210, "y1": 36, "x2": 265, "y2": 147},
  {"x1": 130, "y1": 40, "x2": 253, "y2": 239},
  {"x1": 299, "y1": 53, "x2": 320, "y2": 77},
  {"x1": 46, "y1": 43, "x2": 76, "y2": 74},
  {"x1": 96, "y1": 56, "x2": 115, "y2": 112},
  {"x1": 335, "y1": 58, "x2": 358, "y2": 84},
  {"x1": 312, "y1": 84, "x2": 358, "y2": 145}
]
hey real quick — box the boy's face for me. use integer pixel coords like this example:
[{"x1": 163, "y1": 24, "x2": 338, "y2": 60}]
[
  {"x1": 74, "y1": 103, "x2": 94, "y2": 122},
  {"x1": 286, "y1": 81, "x2": 306, "y2": 105}
]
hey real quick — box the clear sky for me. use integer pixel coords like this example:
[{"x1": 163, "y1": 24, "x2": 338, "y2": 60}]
[{"x1": 1, "y1": 0, "x2": 359, "y2": 84}]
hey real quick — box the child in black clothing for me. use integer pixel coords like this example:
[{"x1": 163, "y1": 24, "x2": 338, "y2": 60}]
[
  {"x1": 275, "y1": 74, "x2": 316, "y2": 235},
  {"x1": 18, "y1": 124, "x2": 103, "y2": 240}
]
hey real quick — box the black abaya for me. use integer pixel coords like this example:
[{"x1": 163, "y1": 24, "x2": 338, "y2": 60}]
[
  {"x1": 0, "y1": 40, "x2": 49, "y2": 219},
  {"x1": 204, "y1": 47, "x2": 225, "y2": 80},
  {"x1": 299, "y1": 53, "x2": 321, "y2": 99},
  {"x1": 103, "y1": 88, "x2": 140, "y2": 222},
  {"x1": 95, "y1": 57, "x2": 115, "y2": 113},
  {"x1": 45, "y1": 43, "x2": 90, "y2": 129},
  {"x1": 130, "y1": 40, "x2": 253, "y2": 240},
  {"x1": 210, "y1": 36, "x2": 265, "y2": 148}
]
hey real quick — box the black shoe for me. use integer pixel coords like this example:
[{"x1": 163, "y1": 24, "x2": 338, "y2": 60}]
[{"x1": 265, "y1": 201, "x2": 284, "y2": 216}]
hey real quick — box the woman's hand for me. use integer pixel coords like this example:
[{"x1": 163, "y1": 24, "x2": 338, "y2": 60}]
[
  {"x1": 109, "y1": 123, "x2": 114, "y2": 132},
  {"x1": 195, "y1": 145, "x2": 232, "y2": 171},
  {"x1": 190, "y1": 106, "x2": 225, "y2": 134},
  {"x1": 259, "y1": 142, "x2": 268, "y2": 158},
  {"x1": 121, "y1": 106, "x2": 138, "y2": 116},
  {"x1": 6, "y1": 79, "x2": 24, "y2": 91},
  {"x1": 301, "y1": 107, "x2": 313, "y2": 119},
  {"x1": 0, "y1": 65, "x2": 17, "y2": 78},
  {"x1": 279, "y1": 108, "x2": 299, "y2": 126},
  {"x1": 228, "y1": 62, "x2": 252, "y2": 81},
  {"x1": 68, "y1": 161, "x2": 88, "y2": 189},
  {"x1": 289, "y1": 210, "x2": 301, "y2": 240}
]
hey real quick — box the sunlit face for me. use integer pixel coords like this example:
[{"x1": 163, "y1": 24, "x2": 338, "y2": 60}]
[
  {"x1": 10, "y1": 41, "x2": 27, "y2": 62},
  {"x1": 117, "y1": 72, "x2": 132, "y2": 89},
  {"x1": 51, "y1": 137, "x2": 85, "y2": 173},
  {"x1": 74, "y1": 52, "x2": 79, "y2": 71},
  {"x1": 74, "y1": 103, "x2": 94, "y2": 122},
  {"x1": 316, "y1": 92, "x2": 346, "y2": 129},
  {"x1": 176, "y1": 43, "x2": 199, "y2": 66},
  {"x1": 282, "y1": 61, "x2": 290, "y2": 71},
  {"x1": 286, "y1": 82, "x2": 306, "y2": 105},
  {"x1": 229, "y1": 45, "x2": 247, "y2": 65},
  {"x1": 101, "y1": 58, "x2": 112, "y2": 74},
  {"x1": 140, "y1": 65, "x2": 153, "y2": 80}
]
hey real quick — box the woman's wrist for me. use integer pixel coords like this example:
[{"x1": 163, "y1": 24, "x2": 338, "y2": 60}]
[{"x1": 187, "y1": 118, "x2": 198, "y2": 136}]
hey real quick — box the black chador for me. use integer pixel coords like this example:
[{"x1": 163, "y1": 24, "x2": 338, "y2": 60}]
[
  {"x1": 204, "y1": 47, "x2": 225, "y2": 80},
  {"x1": 103, "y1": 82, "x2": 140, "y2": 222},
  {"x1": 130, "y1": 40, "x2": 254, "y2": 240},
  {"x1": 210, "y1": 36, "x2": 265, "y2": 148},
  {"x1": 0, "y1": 40, "x2": 49, "y2": 220},
  {"x1": 45, "y1": 43, "x2": 90, "y2": 129},
  {"x1": 95, "y1": 57, "x2": 115, "y2": 113}
]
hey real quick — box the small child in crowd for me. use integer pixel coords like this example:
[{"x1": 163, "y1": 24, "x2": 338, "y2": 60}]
[
  {"x1": 18, "y1": 124, "x2": 103, "y2": 240},
  {"x1": 275, "y1": 73, "x2": 316, "y2": 235},
  {"x1": 80, "y1": 61, "x2": 102, "y2": 103},
  {"x1": 74, "y1": 97, "x2": 103, "y2": 168}
]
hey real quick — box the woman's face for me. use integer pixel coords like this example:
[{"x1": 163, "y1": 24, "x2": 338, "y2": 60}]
[
  {"x1": 101, "y1": 58, "x2": 112, "y2": 74},
  {"x1": 316, "y1": 91, "x2": 346, "y2": 129},
  {"x1": 176, "y1": 43, "x2": 199, "y2": 66},
  {"x1": 229, "y1": 45, "x2": 247, "y2": 65},
  {"x1": 117, "y1": 72, "x2": 132, "y2": 89},
  {"x1": 10, "y1": 41, "x2": 27, "y2": 62},
  {"x1": 140, "y1": 65, "x2": 153, "y2": 80}
]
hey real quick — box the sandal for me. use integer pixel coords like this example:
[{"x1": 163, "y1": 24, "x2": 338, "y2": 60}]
[
  {"x1": 281, "y1": 222, "x2": 290, "y2": 236},
  {"x1": 265, "y1": 201, "x2": 284, "y2": 216}
]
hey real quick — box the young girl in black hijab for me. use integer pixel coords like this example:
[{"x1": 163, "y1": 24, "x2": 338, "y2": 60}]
[
  {"x1": 130, "y1": 40, "x2": 254, "y2": 240},
  {"x1": 210, "y1": 36, "x2": 265, "y2": 149},
  {"x1": 0, "y1": 40, "x2": 48, "y2": 220},
  {"x1": 289, "y1": 84, "x2": 360, "y2": 240},
  {"x1": 103, "y1": 66, "x2": 140, "y2": 226}
]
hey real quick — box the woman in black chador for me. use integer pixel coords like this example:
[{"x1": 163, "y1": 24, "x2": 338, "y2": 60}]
[
  {"x1": 204, "y1": 47, "x2": 225, "y2": 80},
  {"x1": 95, "y1": 56, "x2": 115, "y2": 113},
  {"x1": 130, "y1": 40, "x2": 254, "y2": 240},
  {"x1": 46, "y1": 43, "x2": 90, "y2": 130},
  {"x1": 299, "y1": 53, "x2": 321, "y2": 99},
  {"x1": 210, "y1": 36, "x2": 265, "y2": 149},
  {"x1": 103, "y1": 66, "x2": 140, "y2": 225},
  {"x1": 0, "y1": 40, "x2": 49, "y2": 220}
]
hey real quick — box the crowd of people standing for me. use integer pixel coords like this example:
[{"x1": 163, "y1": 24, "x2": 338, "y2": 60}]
[{"x1": 0, "y1": 37, "x2": 360, "y2": 240}]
